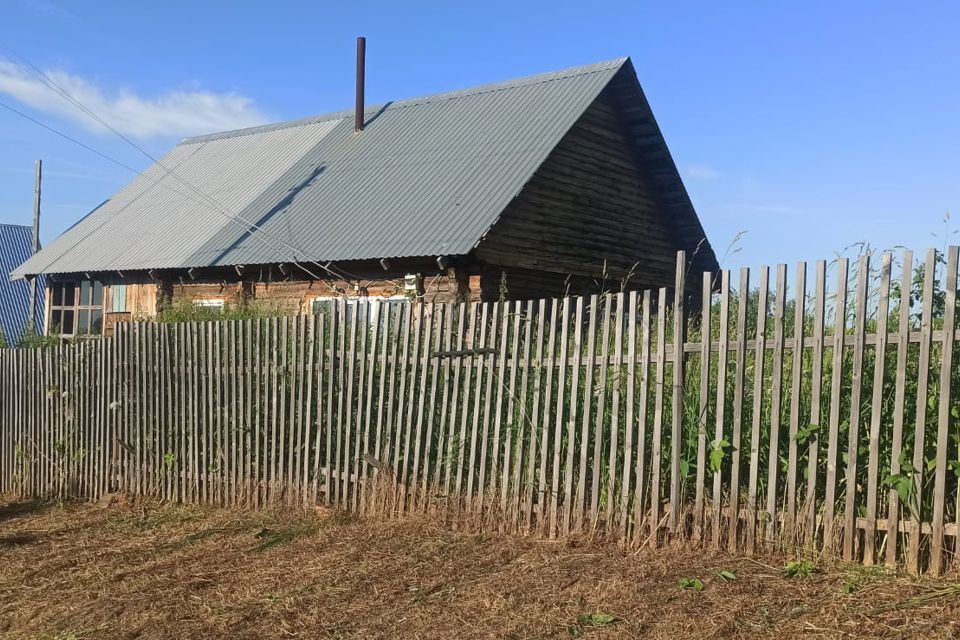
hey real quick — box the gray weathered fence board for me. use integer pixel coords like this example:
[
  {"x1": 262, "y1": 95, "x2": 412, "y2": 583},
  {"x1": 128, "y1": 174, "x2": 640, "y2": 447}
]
[{"x1": 2, "y1": 246, "x2": 959, "y2": 576}]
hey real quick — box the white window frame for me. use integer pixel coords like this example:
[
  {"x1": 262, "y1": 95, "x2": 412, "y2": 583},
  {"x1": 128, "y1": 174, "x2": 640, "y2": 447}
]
[
  {"x1": 310, "y1": 295, "x2": 408, "y2": 320},
  {"x1": 193, "y1": 299, "x2": 225, "y2": 309}
]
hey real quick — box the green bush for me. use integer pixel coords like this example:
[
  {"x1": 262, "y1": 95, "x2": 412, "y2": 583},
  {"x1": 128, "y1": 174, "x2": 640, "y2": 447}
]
[{"x1": 154, "y1": 300, "x2": 289, "y2": 324}]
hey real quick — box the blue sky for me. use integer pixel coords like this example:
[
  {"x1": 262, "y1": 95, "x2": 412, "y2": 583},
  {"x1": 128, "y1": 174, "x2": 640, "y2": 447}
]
[{"x1": 1, "y1": 0, "x2": 957, "y2": 270}]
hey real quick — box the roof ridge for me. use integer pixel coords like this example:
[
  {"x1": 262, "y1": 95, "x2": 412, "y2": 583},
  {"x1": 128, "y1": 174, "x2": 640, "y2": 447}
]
[{"x1": 183, "y1": 57, "x2": 628, "y2": 145}]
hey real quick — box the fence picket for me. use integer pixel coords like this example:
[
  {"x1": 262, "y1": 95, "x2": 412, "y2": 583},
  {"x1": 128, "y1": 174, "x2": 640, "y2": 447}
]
[
  {"x1": 805, "y1": 262, "x2": 827, "y2": 546},
  {"x1": 490, "y1": 303, "x2": 511, "y2": 519},
  {"x1": 443, "y1": 303, "x2": 466, "y2": 507},
  {"x1": 694, "y1": 276, "x2": 710, "y2": 543},
  {"x1": 670, "y1": 254, "x2": 686, "y2": 532},
  {"x1": 884, "y1": 251, "x2": 911, "y2": 567},
  {"x1": 352, "y1": 302, "x2": 370, "y2": 510},
  {"x1": 383, "y1": 303, "x2": 404, "y2": 487},
  {"x1": 930, "y1": 246, "x2": 958, "y2": 575},
  {"x1": 478, "y1": 302, "x2": 500, "y2": 516},
  {"x1": 341, "y1": 304, "x2": 359, "y2": 508},
  {"x1": 575, "y1": 295, "x2": 598, "y2": 531},
  {"x1": 621, "y1": 291, "x2": 637, "y2": 539},
  {"x1": 766, "y1": 265, "x2": 787, "y2": 543},
  {"x1": 256, "y1": 318, "x2": 267, "y2": 507},
  {"x1": 862, "y1": 254, "x2": 891, "y2": 564},
  {"x1": 514, "y1": 300, "x2": 534, "y2": 530},
  {"x1": 909, "y1": 249, "x2": 937, "y2": 573},
  {"x1": 711, "y1": 272, "x2": 730, "y2": 548},
  {"x1": 231, "y1": 320, "x2": 241, "y2": 506},
  {"x1": 608, "y1": 293, "x2": 624, "y2": 532},
  {"x1": 294, "y1": 316, "x2": 307, "y2": 504},
  {"x1": 824, "y1": 258, "x2": 849, "y2": 545},
  {"x1": 539, "y1": 300, "x2": 559, "y2": 531},
  {"x1": 747, "y1": 265, "x2": 769, "y2": 553},
  {"x1": 311, "y1": 314, "x2": 326, "y2": 506},
  {"x1": 786, "y1": 263, "x2": 805, "y2": 542},
  {"x1": 591, "y1": 295, "x2": 612, "y2": 532},
  {"x1": 728, "y1": 269, "x2": 749, "y2": 551},
  {"x1": 523, "y1": 300, "x2": 546, "y2": 531},
  {"x1": 550, "y1": 299, "x2": 570, "y2": 537},
  {"x1": 423, "y1": 305, "x2": 446, "y2": 511},
  {"x1": 842, "y1": 255, "x2": 870, "y2": 561},
  {"x1": 503, "y1": 301, "x2": 523, "y2": 530},
  {"x1": 651, "y1": 288, "x2": 667, "y2": 541},
  {"x1": 299, "y1": 317, "x2": 311, "y2": 507},
  {"x1": 412, "y1": 303, "x2": 436, "y2": 509},
  {"x1": 456, "y1": 303, "x2": 477, "y2": 515},
  {"x1": 467, "y1": 303, "x2": 489, "y2": 514}
]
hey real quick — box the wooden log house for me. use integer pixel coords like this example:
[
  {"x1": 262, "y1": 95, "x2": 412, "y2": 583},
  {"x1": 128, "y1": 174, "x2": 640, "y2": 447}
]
[{"x1": 11, "y1": 57, "x2": 717, "y2": 337}]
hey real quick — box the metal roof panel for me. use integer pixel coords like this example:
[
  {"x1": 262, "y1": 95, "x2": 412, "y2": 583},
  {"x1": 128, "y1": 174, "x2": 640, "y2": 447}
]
[
  {"x1": 13, "y1": 58, "x2": 631, "y2": 277},
  {"x1": 1, "y1": 225, "x2": 44, "y2": 339}
]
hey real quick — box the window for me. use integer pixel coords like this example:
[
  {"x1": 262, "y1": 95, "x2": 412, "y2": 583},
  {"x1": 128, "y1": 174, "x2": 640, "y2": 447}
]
[
  {"x1": 111, "y1": 284, "x2": 127, "y2": 313},
  {"x1": 311, "y1": 296, "x2": 408, "y2": 321},
  {"x1": 193, "y1": 299, "x2": 225, "y2": 309},
  {"x1": 311, "y1": 296, "x2": 338, "y2": 316},
  {"x1": 49, "y1": 281, "x2": 104, "y2": 336}
]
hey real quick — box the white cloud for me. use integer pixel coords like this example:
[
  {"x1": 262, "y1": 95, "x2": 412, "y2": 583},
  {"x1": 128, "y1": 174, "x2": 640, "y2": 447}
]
[
  {"x1": 0, "y1": 61, "x2": 269, "y2": 139},
  {"x1": 685, "y1": 163, "x2": 721, "y2": 180}
]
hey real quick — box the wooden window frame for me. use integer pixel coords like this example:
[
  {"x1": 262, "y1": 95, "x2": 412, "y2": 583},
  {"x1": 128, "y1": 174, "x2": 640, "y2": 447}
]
[{"x1": 47, "y1": 281, "x2": 105, "y2": 337}]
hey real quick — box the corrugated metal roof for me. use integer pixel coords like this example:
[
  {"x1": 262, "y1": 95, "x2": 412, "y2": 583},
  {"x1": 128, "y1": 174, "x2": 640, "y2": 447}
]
[
  {"x1": 0, "y1": 224, "x2": 43, "y2": 341},
  {"x1": 13, "y1": 58, "x2": 630, "y2": 278}
]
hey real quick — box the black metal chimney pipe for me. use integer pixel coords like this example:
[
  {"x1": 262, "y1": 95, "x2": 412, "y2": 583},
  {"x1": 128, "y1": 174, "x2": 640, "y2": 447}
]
[{"x1": 355, "y1": 36, "x2": 366, "y2": 133}]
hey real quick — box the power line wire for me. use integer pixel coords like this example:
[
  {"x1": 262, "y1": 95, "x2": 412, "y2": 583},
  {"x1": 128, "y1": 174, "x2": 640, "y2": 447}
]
[
  {"x1": 0, "y1": 99, "x2": 141, "y2": 174},
  {"x1": 0, "y1": 58, "x2": 345, "y2": 281},
  {"x1": 2, "y1": 48, "x2": 367, "y2": 284},
  {"x1": 4, "y1": 92, "x2": 441, "y2": 296},
  {"x1": 0, "y1": 98, "x2": 323, "y2": 278}
]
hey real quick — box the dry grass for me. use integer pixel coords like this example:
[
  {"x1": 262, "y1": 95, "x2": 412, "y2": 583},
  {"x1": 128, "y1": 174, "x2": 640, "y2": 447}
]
[{"x1": 0, "y1": 496, "x2": 958, "y2": 639}]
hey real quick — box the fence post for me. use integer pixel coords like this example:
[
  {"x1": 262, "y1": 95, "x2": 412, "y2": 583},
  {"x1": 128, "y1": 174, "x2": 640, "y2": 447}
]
[
  {"x1": 930, "y1": 246, "x2": 958, "y2": 575},
  {"x1": 909, "y1": 250, "x2": 936, "y2": 573},
  {"x1": 670, "y1": 251, "x2": 686, "y2": 533}
]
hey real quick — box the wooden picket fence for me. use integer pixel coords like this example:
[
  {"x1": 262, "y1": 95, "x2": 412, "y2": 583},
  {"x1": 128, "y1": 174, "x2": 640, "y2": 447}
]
[{"x1": 1, "y1": 247, "x2": 959, "y2": 575}]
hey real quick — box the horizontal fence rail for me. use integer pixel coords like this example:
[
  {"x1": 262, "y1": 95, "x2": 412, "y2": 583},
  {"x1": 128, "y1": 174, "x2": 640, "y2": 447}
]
[{"x1": 1, "y1": 247, "x2": 959, "y2": 575}]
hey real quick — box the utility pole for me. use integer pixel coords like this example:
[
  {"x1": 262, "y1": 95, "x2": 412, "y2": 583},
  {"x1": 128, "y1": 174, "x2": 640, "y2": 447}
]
[{"x1": 28, "y1": 159, "x2": 41, "y2": 332}]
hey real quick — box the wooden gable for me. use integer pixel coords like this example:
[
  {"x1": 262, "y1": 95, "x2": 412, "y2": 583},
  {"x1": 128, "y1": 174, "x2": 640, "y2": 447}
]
[{"x1": 475, "y1": 85, "x2": 689, "y2": 291}]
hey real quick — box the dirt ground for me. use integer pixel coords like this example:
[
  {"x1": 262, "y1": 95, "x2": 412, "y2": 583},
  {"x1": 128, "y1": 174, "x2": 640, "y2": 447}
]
[{"x1": 0, "y1": 497, "x2": 958, "y2": 639}]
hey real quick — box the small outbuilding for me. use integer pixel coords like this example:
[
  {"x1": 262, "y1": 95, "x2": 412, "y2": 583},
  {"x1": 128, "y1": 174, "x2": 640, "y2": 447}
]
[
  {"x1": 1, "y1": 224, "x2": 43, "y2": 342},
  {"x1": 12, "y1": 57, "x2": 717, "y2": 337}
]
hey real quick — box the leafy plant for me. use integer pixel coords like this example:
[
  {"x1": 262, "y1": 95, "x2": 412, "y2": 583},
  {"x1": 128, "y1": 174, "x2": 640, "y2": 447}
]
[
  {"x1": 948, "y1": 459, "x2": 960, "y2": 479},
  {"x1": 569, "y1": 613, "x2": 617, "y2": 638},
  {"x1": 17, "y1": 327, "x2": 61, "y2": 348},
  {"x1": 154, "y1": 299, "x2": 288, "y2": 324},
  {"x1": 677, "y1": 577, "x2": 705, "y2": 591},
  {"x1": 716, "y1": 570, "x2": 737, "y2": 582},
  {"x1": 709, "y1": 439, "x2": 730, "y2": 473},
  {"x1": 794, "y1": 424, "x2": 820, "y2": 445},
  {"x1": 783, "y1": 560, "x2": 815, "y2": 579},
  {"x1": 883, "y1": 452, "x2": 918, "y2": 513}
]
